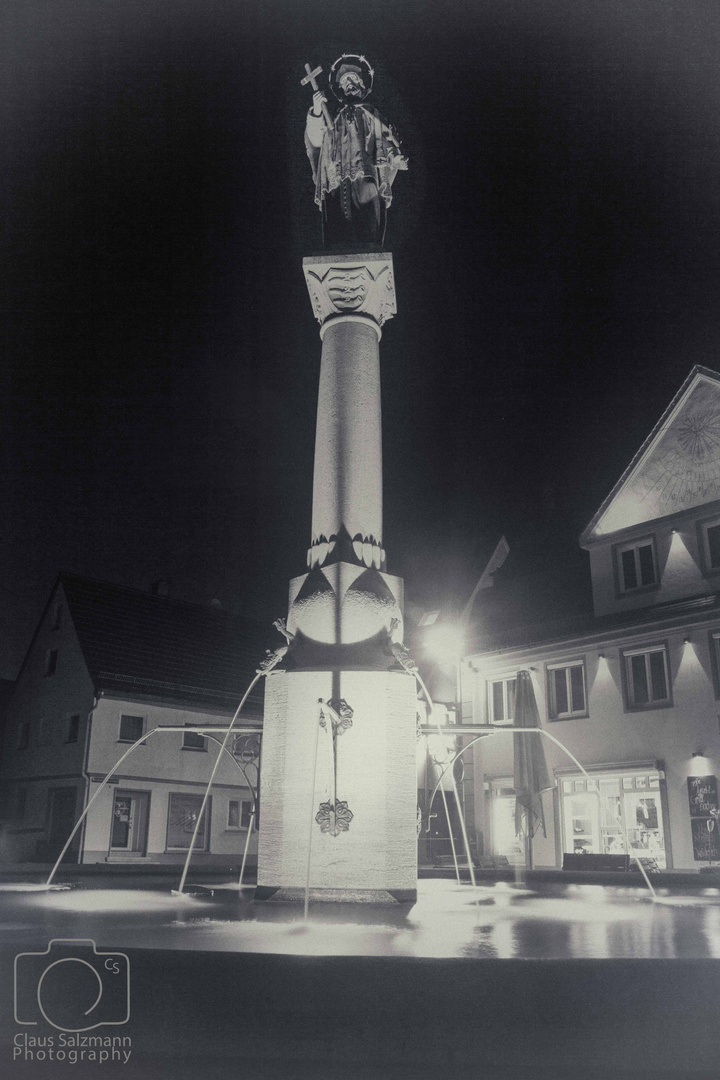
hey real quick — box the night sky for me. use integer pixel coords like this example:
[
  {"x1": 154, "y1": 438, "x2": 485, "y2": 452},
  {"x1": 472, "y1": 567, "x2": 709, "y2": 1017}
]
[{"x1": 3, "y1": 0, "x2": 720, "y2": 676}]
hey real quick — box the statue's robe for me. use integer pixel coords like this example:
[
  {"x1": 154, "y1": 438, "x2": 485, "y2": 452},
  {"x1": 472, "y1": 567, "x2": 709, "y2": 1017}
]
[{"x1": 305, "y1": 104, "x2": 407, "y2": 248}]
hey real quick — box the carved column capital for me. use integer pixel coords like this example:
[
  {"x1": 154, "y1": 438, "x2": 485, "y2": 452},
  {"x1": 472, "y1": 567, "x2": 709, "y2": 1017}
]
[{"x1": 303, "y1": 252, "x2": 397, "y2": 332}]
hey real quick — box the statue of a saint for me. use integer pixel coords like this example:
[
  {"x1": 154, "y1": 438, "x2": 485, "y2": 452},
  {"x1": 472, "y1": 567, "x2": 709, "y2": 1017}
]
[{"x1": 303, "y1": 55, "x2": 408, "y2": 250}]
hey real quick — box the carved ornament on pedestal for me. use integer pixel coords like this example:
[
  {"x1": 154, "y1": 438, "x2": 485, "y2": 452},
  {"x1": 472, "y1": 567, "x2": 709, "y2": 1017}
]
[
  {"x1": 315, "y1": 799, "x2": 354, "y2": 836},
  {"x1": 303, "y1": 253, "x2": 397, "y2": 331}
]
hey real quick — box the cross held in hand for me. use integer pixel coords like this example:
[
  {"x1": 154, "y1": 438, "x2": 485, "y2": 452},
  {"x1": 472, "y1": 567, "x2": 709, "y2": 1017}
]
[
  {"x1": 301, "y1": 62, "x2": 332, "y2": 129},
  {"x1": 301, "y1": 62, "x2": 323, "y2": 93}
]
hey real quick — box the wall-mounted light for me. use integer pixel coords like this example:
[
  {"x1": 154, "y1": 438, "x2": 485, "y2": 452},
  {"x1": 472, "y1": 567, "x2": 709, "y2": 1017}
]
[
  {"x1": 598, "y1": 653, "x2": 605, "y2": 660},
  {"x1": 689, "y1": 750, "x2": 712, "y2": 776},
  {"x1": 684, "y1": 636, "x2": 692, "y2": 644}
]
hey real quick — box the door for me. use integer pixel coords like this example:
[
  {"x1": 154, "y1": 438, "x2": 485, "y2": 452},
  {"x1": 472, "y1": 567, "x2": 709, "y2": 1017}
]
[
  {"x1": 110, "y1": 790, "x2": 150, "y2": 857},
  {"x1": 46, "y1": 787, "x2": 79, "y2": 861},
  {"x1": 427, "y1": 789, "x2": 463, "y2": 865}
]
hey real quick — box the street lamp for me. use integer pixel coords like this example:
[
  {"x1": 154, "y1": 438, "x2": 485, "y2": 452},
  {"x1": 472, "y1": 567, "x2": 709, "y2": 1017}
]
[{"x1": 423, "y1": 620, "x2": 466, "y2": 722}]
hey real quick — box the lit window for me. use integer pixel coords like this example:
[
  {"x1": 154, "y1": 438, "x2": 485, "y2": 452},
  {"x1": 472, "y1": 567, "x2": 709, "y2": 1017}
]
[
  {"x1": 623, "y1": 645, "x2": 671, "y2": 709},
  {"x1": 547, "y1": 660, "x2": 587, "y2": 720},
  {"x1": 488, "y1": 676, "x2": 516, "y2": 725},
  {"x1": 44, "y1": 650, "x2": 58, "y2": 677},
  {"x1": 182, "y1": 726, "x2": 206, "y2": 750},
  {"x1": 616, "y1": 538, "x2": 657, "y2": 593},
  {"x1": 66, "y1": 715, "x2": 80, "y2": 744},
  {"x1": 119, "y1": 714, "x2": 144, "y2": 742}
]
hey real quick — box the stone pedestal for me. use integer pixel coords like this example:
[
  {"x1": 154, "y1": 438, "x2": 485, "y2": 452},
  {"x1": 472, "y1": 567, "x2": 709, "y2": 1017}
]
[{"x1": 257, "y1": 670, "x2": 418, "y2": 900}]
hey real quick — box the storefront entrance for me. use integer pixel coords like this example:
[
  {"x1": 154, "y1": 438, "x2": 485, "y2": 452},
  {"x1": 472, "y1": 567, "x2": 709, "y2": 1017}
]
[
  {"x1": 488, "y1": 784, "x2": 525, "y2": 866},
  {"x1": 110, "y1": 790, "x2": 150, "y2": 858}
]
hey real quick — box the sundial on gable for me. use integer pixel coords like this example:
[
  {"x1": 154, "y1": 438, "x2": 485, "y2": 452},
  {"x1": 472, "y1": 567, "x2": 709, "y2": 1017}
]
[
  {"x1": 589, "y1": 374, "x2": 720, "y2": 537},
  {"x1": 640, "y1": 398, "x2": 720, "y2": 509}
]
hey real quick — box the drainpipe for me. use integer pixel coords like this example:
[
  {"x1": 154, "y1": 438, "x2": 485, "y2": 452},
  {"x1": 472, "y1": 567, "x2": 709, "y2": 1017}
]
[{"x1": 77, "y1": 692, "x2": 99, "y2": 865}]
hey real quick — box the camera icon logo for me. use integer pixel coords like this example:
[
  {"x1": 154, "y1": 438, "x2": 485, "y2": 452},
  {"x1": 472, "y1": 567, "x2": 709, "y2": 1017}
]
[{"x1": 14, "y1": 939, "x2": 130, "y2": 1032}]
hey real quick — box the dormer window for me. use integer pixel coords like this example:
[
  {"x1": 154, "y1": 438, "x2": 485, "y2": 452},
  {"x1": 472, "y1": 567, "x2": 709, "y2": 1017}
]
[{"x1": 615, "y1": 537, "x2": 657, "y2": 594}]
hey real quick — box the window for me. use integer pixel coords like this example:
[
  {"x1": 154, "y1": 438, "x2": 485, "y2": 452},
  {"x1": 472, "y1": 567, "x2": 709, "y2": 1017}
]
[
  {"x1": 11, "y1": 788, "x2": 27, "y2": 822},
  {"x1": 699, "y1": 517, "x2": 720, "y2": 573},
  {"x1": 166, "y1": 793, "x2": 210, "y2": 851},
  {"x1": 488, "y1": 676, "x2": 516, "y2": 725},
  {"x1": 52, "y1": 603, "x2": 63, "y2": 630},
  {"x1": 182, "y1": 726, "x2": 206, "y2": 750},
  {"x1": 615, "y1": 538, "x2": 657, "y2": 593},
  {"x1": 16, "y1": 722, "x2": 30, "y2": 750},
  {"x1": 38, "y1": 717, "x2": 52, "y2": 746},
  {"x1": 228, "y1": 800, "x2": 253, "y2": 829},
  {"x1": 623, "y1": 645, "x2": 671, "y2": 709},
  {"x1": 547, "y1": 660, "x2": 587, "y2": 720},
  {"x1": 118, "y1": 714, "x2": 144, "y2": 742},
  {"x1": 44, "y1": 649, "x2": 58, "y2": 677},
  {"x1": 66, "y1": 715, "x2": 80, "y2": 744}
]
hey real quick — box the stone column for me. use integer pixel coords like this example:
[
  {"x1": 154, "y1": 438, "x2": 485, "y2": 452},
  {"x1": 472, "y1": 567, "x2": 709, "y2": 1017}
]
[
  {"x1": 256, "y1": 251, "x2": 418, "y2": 903},
  {"x1": 303, "y1": 253, "x2": 396, "y2": 572}
]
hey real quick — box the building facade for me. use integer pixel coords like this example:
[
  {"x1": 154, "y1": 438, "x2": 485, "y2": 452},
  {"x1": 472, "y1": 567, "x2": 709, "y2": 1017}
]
[
  {"x1": 0, "y1": 575, "x2": 264, "y2": 868},
  {"x1": 463, "y1": 366, "x2": 720, "y2": 872}
]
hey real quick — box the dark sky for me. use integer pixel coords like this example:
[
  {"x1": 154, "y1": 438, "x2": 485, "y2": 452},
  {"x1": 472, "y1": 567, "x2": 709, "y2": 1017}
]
[{"x1": 3, "y1": 0, "x2": 720, "y2": 676}]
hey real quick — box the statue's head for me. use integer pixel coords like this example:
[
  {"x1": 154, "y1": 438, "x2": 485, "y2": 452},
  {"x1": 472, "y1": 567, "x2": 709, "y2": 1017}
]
[{"x1": 329, "y1": 54, "x2": 374, "y2": 102}]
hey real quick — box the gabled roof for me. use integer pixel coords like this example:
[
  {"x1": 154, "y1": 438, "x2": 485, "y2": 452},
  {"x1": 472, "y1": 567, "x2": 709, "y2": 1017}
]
[
  {"x1": 59, "y1": 575, "x2": 268, "y2": 712},
  {"x1": 581, "y1": 365, "x2": 720, "y2": 543}
]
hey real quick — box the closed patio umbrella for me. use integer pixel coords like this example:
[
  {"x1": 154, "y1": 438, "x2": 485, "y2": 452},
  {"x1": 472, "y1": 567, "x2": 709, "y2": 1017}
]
[{"x1": 513, "y1": 670, "x2": 554, "y2": 866}]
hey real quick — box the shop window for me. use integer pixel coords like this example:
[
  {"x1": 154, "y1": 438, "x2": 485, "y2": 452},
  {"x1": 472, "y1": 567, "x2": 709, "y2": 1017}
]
[
  {"x1": 547, "y1": 660, "x2": 587, "y2": 720},
  {"x1": 44, "y1": 650, "x2": 58, "y2": 677},
  {"x1": 615, "y1": 537, "x2": 657, "y2": 593},
  {"x1": 488, "y1": 676, "x2": 516, "y2": 725},
  {"x1": 166, "y1": 793, "x2": 210, "y2": 851},
  {"x1": 66, "y1": 714, "x2": 80, "y2": 744},
  {"x1": 118, "y1": 714, "x2": 145, "y2": 742},
  {"x1": 182, "y1": 726, "x2": 206, "y2": 750},
  {"x1": 560, "y1": 770, "x2": 666, "y2": 868},
  {"x1": 623, "y1": 645, "x2": 671, "y2": 709}
]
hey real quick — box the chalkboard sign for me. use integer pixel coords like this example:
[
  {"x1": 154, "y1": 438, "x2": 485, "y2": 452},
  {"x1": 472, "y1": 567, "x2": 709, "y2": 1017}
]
[
  {"x1": 691, "y1": 817, "x2": 720, "y2": 861},
  {"x1": 687, "y1": 775, "x2": 718, "y2": 818}
]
